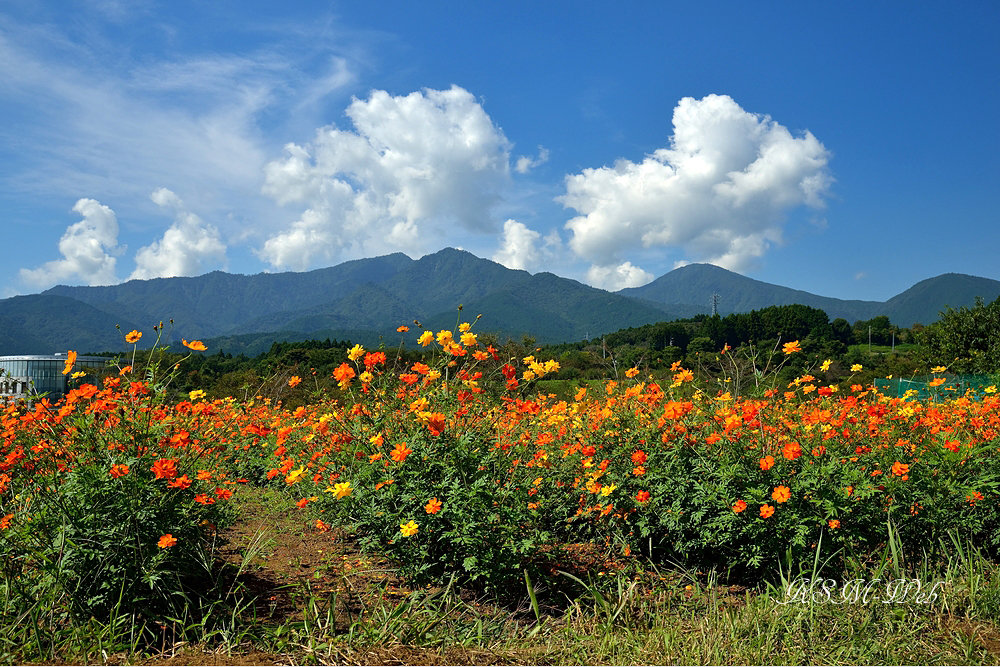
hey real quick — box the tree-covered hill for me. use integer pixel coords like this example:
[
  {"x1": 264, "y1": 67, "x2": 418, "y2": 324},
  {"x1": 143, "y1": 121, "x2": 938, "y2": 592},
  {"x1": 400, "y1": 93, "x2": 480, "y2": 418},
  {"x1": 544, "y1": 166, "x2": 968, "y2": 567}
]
[{"x1": 2, "y1": 248, "x2": 999, "y2": 356}]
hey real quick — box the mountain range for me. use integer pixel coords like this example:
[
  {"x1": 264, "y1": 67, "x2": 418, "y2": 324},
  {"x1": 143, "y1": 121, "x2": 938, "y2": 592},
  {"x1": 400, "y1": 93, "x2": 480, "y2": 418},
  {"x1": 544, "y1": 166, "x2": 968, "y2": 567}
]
[{"x1": 1, "y1": 247, "x2": 998, "y2": 356}]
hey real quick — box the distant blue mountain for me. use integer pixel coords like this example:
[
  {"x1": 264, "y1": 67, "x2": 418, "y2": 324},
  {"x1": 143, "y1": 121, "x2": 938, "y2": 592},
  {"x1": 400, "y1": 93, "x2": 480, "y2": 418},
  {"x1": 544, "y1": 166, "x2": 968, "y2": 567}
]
[{"x1": 1, "y1": 249, "x2": 996, "y2": 355}]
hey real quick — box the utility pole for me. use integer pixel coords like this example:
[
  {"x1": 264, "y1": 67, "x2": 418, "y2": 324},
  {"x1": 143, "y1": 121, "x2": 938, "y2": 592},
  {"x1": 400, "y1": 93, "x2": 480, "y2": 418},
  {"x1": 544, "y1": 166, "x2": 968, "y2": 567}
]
[{"x1": 711, "y1": 293, "x2": 720, "y2": 317}]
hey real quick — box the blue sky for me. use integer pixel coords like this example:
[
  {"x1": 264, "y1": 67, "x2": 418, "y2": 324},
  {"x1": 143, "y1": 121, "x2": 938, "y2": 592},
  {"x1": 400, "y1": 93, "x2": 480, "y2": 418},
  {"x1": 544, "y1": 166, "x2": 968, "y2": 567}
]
[{"x1": 2, "y1": 0, "x2": 997, "y2": 306}]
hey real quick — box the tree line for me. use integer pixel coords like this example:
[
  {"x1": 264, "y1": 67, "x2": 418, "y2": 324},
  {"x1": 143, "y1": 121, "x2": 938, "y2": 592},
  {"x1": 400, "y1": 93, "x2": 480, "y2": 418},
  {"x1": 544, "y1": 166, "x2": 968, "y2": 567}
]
[{"x1": 88, "y1": 296, "x2": 1000, "y2": 403}]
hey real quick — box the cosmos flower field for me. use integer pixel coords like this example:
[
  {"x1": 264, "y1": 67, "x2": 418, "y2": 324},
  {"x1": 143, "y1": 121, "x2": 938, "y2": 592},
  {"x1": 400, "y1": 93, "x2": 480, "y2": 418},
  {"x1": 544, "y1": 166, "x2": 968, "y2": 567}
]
[{"x1": 2, "y1": 321, "x2": 1000, "y2": 620}]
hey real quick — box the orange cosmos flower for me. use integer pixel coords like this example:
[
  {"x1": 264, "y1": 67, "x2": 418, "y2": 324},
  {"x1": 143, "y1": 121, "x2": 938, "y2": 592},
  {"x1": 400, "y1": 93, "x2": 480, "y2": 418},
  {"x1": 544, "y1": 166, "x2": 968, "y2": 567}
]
[
  {"x1": 759, "y1": 455, "x2": 775, "y2": 471},
  {"x1": 782, "y1": 341, "x2": 801, "y2": 355},
  {"x1": 333, "y1": 363, "x2": 356, "y2": 387},
  {"x1": 194, "y1": 493, "x2": 215, "y2": 505},
  {"x1": 782, "y1": 441, "x2": 803, "y2": 460},
  {"x1": 928, "y1": 377, "x2": 946, "y2": 387},
  {"x1": 828, "y1": 519, "x2": 841, "y2": 530},
  {"x1": 315, "y1": 519, "x2": 331, "y2": 532},
  {"x1": 891, "y1": 461, "x2": 910, "y2": 476},
  {"x1": 760, "y1": 504, "x2": 775, "y2": 518},
  {"x1": 397, "y1": 325, "x2": 409, "y2": 332},
  {"x1": 733, "y1": 499, "x2": 748, "y2": 513},
  {"x1": 425, "y1": 497, "x2": 443, "y2": 514},
  {"x1": 0, "y1": 514, "x2": 13, "y2": 531},
  {"x1": 771, "y1": 486, "x2": 791, "y2": 503},
  {"x1": 625, "y1": 367, "x2": 640, "y2": 378},
  {"x1": 183, "y1": 339, "x2": 207, "y2": 351},
  {"x1": 390, "y1": 442, "x2": 412, "y2": 463},
  {"x1": 636, "y1": 490, "x2": 651, "y2": 503},
  {"x1": 673, "y1": 369, "x2": 694, "y2": 384},
  {"x1": 215, "y1": 488, "x2": 233, "y2": 499},
  {"x1": 109, "y1": 464, "x2": 130, "y2": 478},
  {"x1": 167, "y1": 475, "x2": 192, "y2": 489},
  {"x1": 426, "y1": 413, "x2": 446, "y2": 436},
  {"x1": 196, "y1": 470, "x2": 213, "y2": 481},
  {"x1": 157, "y1": 534, "x2": 178, "y2": 549},
  {"x1": 62, "y1": 350, "x2": 77, "y2": 375},
  {"x1": 631, "y1": 450, "x2": 647, "y2": 465},
  {"x1": 125, "y1": 330, "x2": 142, "y2": 343},
  {"x1": 151, "y1": 458, "x2": 178, "y2": 480},
  {"x1": 288, "y1": 376, "x2": 302, "y2": 387}
]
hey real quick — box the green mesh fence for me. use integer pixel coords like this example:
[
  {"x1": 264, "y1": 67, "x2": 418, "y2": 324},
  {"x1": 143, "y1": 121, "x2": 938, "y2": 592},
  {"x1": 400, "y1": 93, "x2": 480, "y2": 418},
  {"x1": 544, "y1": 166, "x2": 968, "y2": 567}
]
[{"x1": 873, "y1": 374, "x2": 999, "y2": 401}]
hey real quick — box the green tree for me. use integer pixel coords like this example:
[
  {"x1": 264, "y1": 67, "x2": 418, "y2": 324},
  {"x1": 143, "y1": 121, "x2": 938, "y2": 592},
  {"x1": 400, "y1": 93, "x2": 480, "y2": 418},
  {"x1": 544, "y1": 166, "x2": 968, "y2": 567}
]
[{"x1": 921, "y1": 296, "x2": 1000, "y2": 373}]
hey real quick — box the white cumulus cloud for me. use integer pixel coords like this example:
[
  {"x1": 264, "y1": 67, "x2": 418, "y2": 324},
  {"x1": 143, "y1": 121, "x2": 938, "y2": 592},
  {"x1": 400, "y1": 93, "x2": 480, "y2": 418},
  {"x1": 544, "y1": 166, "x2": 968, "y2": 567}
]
[
  {"x1": 560, "y1": 94, "x2": 833, "y2": 277},
  {"x1": 491, "y1": 219, "x2": 545, "y2": 272},
  {"x1": 586, "y1": 262, "x2": 654, "y2": 291},
  {"x1": 129, "y1": 188, "x2": 227, "y2": 280},
  {"x1": 259, "y1": 85, "x2": 513, "y2": 270},
  {"x1": 20, "y1": 198, "x2": 122, "y2": 288}
]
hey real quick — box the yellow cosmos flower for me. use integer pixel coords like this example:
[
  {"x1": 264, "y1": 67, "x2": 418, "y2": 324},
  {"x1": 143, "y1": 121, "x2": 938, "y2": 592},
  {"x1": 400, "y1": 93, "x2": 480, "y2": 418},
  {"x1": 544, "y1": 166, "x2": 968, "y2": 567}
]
[
  {"x1": 189, "y1": 389, "x2": 206, "y2": 401},
  {"x1": 125, "y1": 330, "x2": 142, "y2": 344},
  {"x1": 285, "y1": 466, "x2": 306, "y2": 485},
  {"x1": 400, "y1": 520, "x2": 419, "y2": 537},
  {"x1": 436, "y1": 330, "x2": 453, "y2": 345},
  {"x1": 459, "y1": 322, "x2": 472, "y2": 332},
  {"x1": 931, "y1": 366, "x2": 947, "y2": 373},
  {"x1": 600, "y1": 484, "x2": 617, "y2": 497},
  {"x1": 820, "y1": 359, "x2": 832, "y2": 372},
  {"x1": 460, "y1": 332, "x2": 477, "y2": 347},
  {"x1": 332, "y1": 481, "x2": 352, "y2": 498},
  {"x1": 418, "y1": 331, "x2": 434, "y2": 346},
  {"x1": 348, "y1": 344, "x2": 365, "y2": 361},
  {"x1": 851, "y1": 364, "x2": 863, "y2": 372}
]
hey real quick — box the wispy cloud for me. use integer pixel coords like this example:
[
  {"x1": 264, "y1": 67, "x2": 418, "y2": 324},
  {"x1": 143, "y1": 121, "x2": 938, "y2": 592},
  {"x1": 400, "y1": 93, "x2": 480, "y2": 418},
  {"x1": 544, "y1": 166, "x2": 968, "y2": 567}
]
[{"x1": 0, "y1": 9, "x2": 360, "y2": 255}]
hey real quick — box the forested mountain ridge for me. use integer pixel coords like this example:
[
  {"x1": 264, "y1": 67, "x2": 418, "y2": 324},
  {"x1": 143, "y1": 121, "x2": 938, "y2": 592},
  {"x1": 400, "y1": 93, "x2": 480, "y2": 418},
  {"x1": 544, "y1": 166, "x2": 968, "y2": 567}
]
[
  {"x1": 1, "y1": 248, "x2": 997, "y2": 355},
  {"x1": 618, "y1": 263, "x2": 1000, "y2": 327}
]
